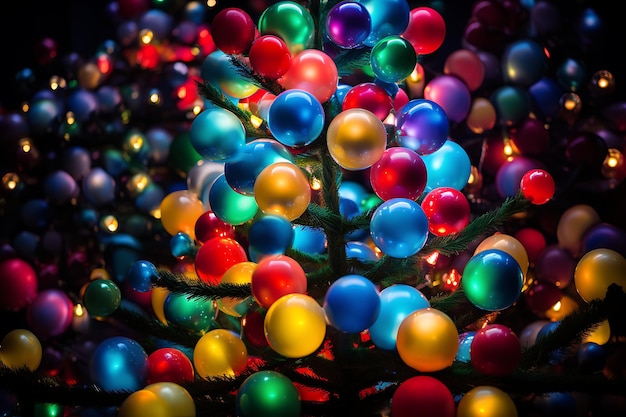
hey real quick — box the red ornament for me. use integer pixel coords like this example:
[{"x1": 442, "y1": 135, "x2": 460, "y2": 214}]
[
  {"x1": 0, "y1": 258, "x2": 38, "y2": 311},
  {"x1": 210, "y1": 8, "x2": 256, "y2": 54},
  {"x1": 524, "y1": 280, "x2": 562, "y2": 316},
  {"x1": 369, "y1": 146, "x2": 427, "y2": 201},
  {"x1": 194, "y1": 237, "x2": 248, "y2": 285},
  {"x1": 342, "y1": 83, "x2": 394, "y2": 121},
  {"x1": 421, "y1": 187, "x2": 471, "y2": 236},
  {"x1": 242, "y1": 308, "x2": 269, "y2": 349},
  {"x1": 249, "y1": 35, "x2": 292, "y2": 80},
  {"x1": 514, "y1": 227, "x2": 547, "y2": 264},
  {"x1": 391, "y1": 375, "x2": 455, "y2": 417},
  {"x1": 250, "y1": 254, "x2": 307, "y2": 308},
  {"x1": 470, "y1": 324, "x2": 521, "y2": 376},
  {"x1": 147, "y1": 347, "x2": 195, "y2": 384},
  {"x1": 520, "y1": 168, "x2": 555, "y2": 205},
  {"x1": 194, "y1": 210, "x2": 236, "y2": 244},
  {"x1": 402, "y1": 7, "x2": 446, "y2": 55}
]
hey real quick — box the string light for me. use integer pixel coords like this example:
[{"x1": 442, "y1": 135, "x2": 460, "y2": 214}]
[
  {"x1": 2, "y1": 173, "x2": 20, "y2": 191},
  {"x1": 100, "y1": 215, "x2": 119, "y2": 233},
  {"x1": 49, "y1": 75, "x2": 66, "y2": 91},
  {"x1": 139, "y1": 29, "x2": 154, "y2": 45}
]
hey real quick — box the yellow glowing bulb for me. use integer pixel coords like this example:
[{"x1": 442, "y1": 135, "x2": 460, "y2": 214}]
[
  {"x1": 149, "y1": 92, "x2": 160, "y2": 104},
  {"x1": 207, "y1": 0, "x2": 217, "y2": 7},
  {"x1": 66, "y1": 112, "x2": 76, "y2": 125},
  {"x1": 19, "y1": 139, "x2": 32, "y2": 153},
  {"x1": 74, "y1": 303, "x2": 85, "y2": 317},
  {"x1": 310, "y1": 176, "x2": 322, "y2": 191},
  {"x1": 2, "y1": 173, "x2": 20, "y2": 190},
  {"x1": 140, "y1": 29, "x2": 154, "y2": 45},
  {"x1": 101, "y1": 215, "x2": 119, "y2": 232}
]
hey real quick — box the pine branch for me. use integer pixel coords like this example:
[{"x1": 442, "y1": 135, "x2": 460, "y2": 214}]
[
  {"x1": 227, "y1": 55, "x2": 285, "y2": 96},
  {"x1": 154, "y1": 269, "x2": 252, "y2": 300}
]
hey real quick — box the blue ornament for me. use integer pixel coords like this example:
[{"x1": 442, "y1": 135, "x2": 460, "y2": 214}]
[
  {"x1": 529, "y1": 77, "x2": 566, "y2": 120},
  {"x1": 126, "y1": 260, "x2": 159, "y2": 292},
  {"x1": 531, "y1": 391, "x2": 578, "y2": 417},
  {"x1": 292, "y1": 225, "x2": 327, "y2": 255},
  {"x1": 368, "y1": 284, "x2": 430, "y2": 350},
  {"x1": 577, "y1": 342, "x2": 607, "y2": 372},
  {"x1": 346, "y1": 241, "x2": 378, "y2": 263},
  {"x1": 340, "y1": 197, "x2": 367, "y2": 240},
  {"x1": 135, "y1": 183, "x2": 165, "y2": 214},
  {"x1": 395, "y1": 99, "x2": 449, "y2": 155},
  {"x1": 369, "y1": 198, "x2": 429, "y2": 258},
  {"x1": 21, "y1": 198, "x2": 51, "y2": 230},
  {"x1": 359, "y1": 0, "x2": 410, "y2": 47},
  {"x1": 170, "y1": 232, "x2": 196, "y2": 258},
  {"x1": 267, "y1": 89, "x2": 325, "y2": 148},
  {"x1": 88, "y1": 336, "x2": 148, "y2": 391},
  {"x1": 189, "y1": 107, "x2": 246, "y2": 161},
  {"x1": 82, "y1": 167, "x2": 116, "y2": 207},
  {"x1": 44, "y1": 170, "x2": 78, "y2": 206},
  {"x1": 248, "y1": 214, "x2": 295, "y2": 256},
  {"x1": 501, "y1": 39, "x2": 548, "y2": 86},
  {"x1": 456, "y1": 331, "x2": 476, "y2": 363},
  {"x1": 421, "y1": 139, "x2": 471, "y2": 192},
  {"x1": 323, "y1": 274, "x2": 381, "y2": 333}
]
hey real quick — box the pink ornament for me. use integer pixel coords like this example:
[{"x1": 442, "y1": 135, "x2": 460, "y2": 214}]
[{"x1": 0, "y1": 258, "x2": 38, "y2": 312}]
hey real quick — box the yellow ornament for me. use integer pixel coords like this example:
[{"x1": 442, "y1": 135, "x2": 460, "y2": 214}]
[
  {"x1": 117, "y1": 390, "x2": 169, "y2": 417},
  {"x1": 396, "y1": 308, "x2": 458, "y2": 372},
  {"x1": 193, "y1": 329, "x2": 248, "y2": 379},
  {"x1": 254, "y1": 162, "x2": 311, "y2": 221},
  {"x1": 217, "y1": 261, "x2": 257, "y2": 317},
  {"x1": 144, "y1": 382, "x2": 196, "y2": 417},
  {"x1": 0, "y1": 329, "x2": 42, "y2": 371},
  {"x1": 159, "y1": 189, "x2": 205, "y2": 241},
  {"x1": 556, "y1": 204, "x2": 601, "y2": 257},
  {"x1": 584, "y1": 319, "x2": 611, "y2": 345},
  {"x1": 151, "y1": 286, "x2": 170, "y2": 325},
  {"x1": 457, "y1": 386, "x2": 518, "y2": 417},
  {"x1": 574, "y1": 248, "x2": 626, "y2": 303}
]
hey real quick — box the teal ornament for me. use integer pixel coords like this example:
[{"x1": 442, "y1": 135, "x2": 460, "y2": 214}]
[
  {"x1": 164, "y1": 292, "x2": 216, "y2": 334},
  {"x1": 189, "y1": 107, "x2": 246, "y2": 161},
  {"x1": 83, "y1": 279, "x2": 121, "y2": 317},
  {"x1": 370, "y1": 35, "x2": 416, "y2": 83}
]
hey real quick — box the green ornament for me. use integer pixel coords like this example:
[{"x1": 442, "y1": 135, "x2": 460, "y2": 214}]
[
  {"x1": 83, "y1": 279, "x2": 122, "y2": 317},
  {"x1": 168, "y1": 131, "x2": 203, "y2": 175},
  {"x1": 489, "y1": 85, "x2": 531, "y2": 126},
  {"x1": 163, "y1": 292, "x2": 216, "y2": 334},
  {"x1": 258, "y1": 1, "x2": 315, "y2": 54},
  {"x1": 236, "y1": 370, "x2": 301, "y2": 417},
  {"x1": 34, "y1": 403, "x2": 64, "y2": 417},
  {"x1": 370, "y1": 35, "x2": 417, "y2": 83}
]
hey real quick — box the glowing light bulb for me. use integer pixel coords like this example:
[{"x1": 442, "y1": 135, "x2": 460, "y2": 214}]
[
  {"x1": 101, "y1": 215, "x2": 119, "y2": 232},
  {"x1": 2, "y1": 173, "x2": 20, "y2": 190}
]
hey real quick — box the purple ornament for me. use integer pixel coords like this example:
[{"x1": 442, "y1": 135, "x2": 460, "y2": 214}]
[
  {"x1": 326, "y1": 1, "x2": 372, "y2": 49},
  {"x1": 535, "y1": 244, "x2": 576, "y2": 288},
  {"x1": 26, "y1": 289, "x2": 74, "y2": 339},
  {"x1": 583, "y1": 223, "x2": 626, "y2": 258}
]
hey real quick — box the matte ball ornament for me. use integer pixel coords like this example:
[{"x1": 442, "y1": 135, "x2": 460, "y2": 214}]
[
  {"x1": 369, "y1": 198, "x2": 429, "y2": 258},
  {"x1": 556, "y1": 204, "x2": 601, "y2": 258},
  {"x1": 0, "y1": 258, "x2": 38, "y2": 312},
  {"x1": 147, "y1": 348, "x2": 195, "y2": 384},
  {"x1": 323, "y1": 274, "x2": 381, "y2": 333},
  {"x1": 251, "y1": 254, "x2": 307, "y2": 309},
  {"x1": 368, "y1": 284, "x2": 430, "y2": 350},
  {"x1": 512, "y1": 118, "x2": 549, "y2": 156},
  {"x1": 457, "y1": 386, "x2": 518, "y2": 417},
  {"x1": 117, "y1": 389, "x2": 169, "y2": 417},
  {"x1": 461, "y1": 249, "x2": 524, "y2": 311},
  {"x1": 514, "y1": 227, "x2": 547, "y2": 265},
  {"x1": 391, "y1": 375, "x2": 455, "y2": 417},
  {"x1": 574, "y1": 248, "x2": 626, "y2": 303},
  {"x1": 466, "y1": 97, "x2": 497, "y2": 134},
  {"x1": 583, "y1": 222, "x2": 626, "y2": 258},
  {"x1": 280, "y1": 49, "x2": 338, "y2": 103},
  {"x1": 0, "y1": 329, "x2": 42, "y2": 371},
  {"x1": 210, "y1": 8, "x2": 256, "y2": 54},
  {"x1": 144, "y1": 382, "x2": 196, "y2": 417},
  {"x1": 421, "y1": 187, "x2": 471, "y2": 236},
  {"x1": 264, "y1": 293, "x2": 326, "y2": 358},
  {"x1": 189, "y1": 107, "x2": 246, "y2": 162},
  {"x1": 490, "y1": 85, "x2": 532, "y2": 127},
  {"x1": 396, "y1": 308, "x2": 459, "y2": 372},
  {"x1": 83, "y1": 278, "x2": 121, "y2": 317},
  {"x1": 26, "y1": 289, "x2": 74, "y2": 339},
  {"x1": 424, "y1": 74, "x2": 472, "y2": 123},
  {"x1": 127, "y1": 260, "x2": 159, "y2": 293},
  {"x1": 82, "y1": 167, "x2": 116, "y2": 207},
  {"x1": 88, "y1": 336, "x2": 149, "y2": 392},
  {"x1": 401, "y1": 7, "x2": 446, "y2": 55},
  {"x1": 474, "y1": 233, "x2": 529, "y2": 278},
  {"x1": 326, "y1": 108, "x2": 388, "y2": 171},
  {"x1": 267, "y1": 89, "x2": 325, "y2": 148},
  {"x1": 254, "y1": 162, "x2": 311, "y2": 221},
  {"x1": 444, "y1": 49, "x2": 485, "y2": 92},
  {"x1": 535, "y1": 244, "x2": 576, "y2": 288},
  {"x1": 159, "y1": 189, "x2": 205, "y2": 241},
  {"x1": 342, "y1": 83, "x2": 394, "y2": 121},
  {"x1": 325, "y1": 1, "x2": 371, "y2": 49},
  {"x1": 208, "y1": 174, "x2": 259, "y2": 226},
  {"x1": 43, "y1": 170, "x2": 79, "y2": 206},
  {"x1": 257, "y1": 1, "x2": 315, "y2": 54},
  {"x1": 520, "y1": 168, "x2": 555, "y2": 204},
  {"x1": 194, "y1": 237, "x2": 248, "y2": 285},
  {"x1": 421, "y1": 139, "x2": 472, "y2": 192},
  {"x1": 395, "y1": 99, "x2": 449, "y2": 155},
  {"x1": 235, "y1": 370, "x2": 301, "y2": 417},
  {"x1": 370, "y1": 35, "x2": 416, "y2": 83},
  {"x1": 470, "y1": 324, "x2": 521, "y2": 376},
  {"x1": 369, "y1": 146, "x2": 427, "y2": 201},
  {"x1": 193, "y1": 329, "x2": 248, "y2": 379},
  {"x1": 249, "y1": 35, "x2": 292, "y2": 80}
]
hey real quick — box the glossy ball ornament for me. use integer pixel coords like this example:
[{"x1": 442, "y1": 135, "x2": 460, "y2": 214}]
[
  {"x1": 127, "y1": 260, "x2": 158, "y2": 293},
  {"x1": 456, "y1": 331, "x2": 476, "y2": 363},
  {"x1": 26, "y1": 289, "x2": 74, "y2": 339},
  {"x1": 502, "y1": 39, "x2": 548, "y2": 86},
  {"x1": 147, "y1": 348, "x2": 195, "y2": 384},
  {"x1": 323, "y1": 274, "x2": 380, "y2": 333},
  {"x1": 490, "y1": 85, "x2": 531, "y2": 127},
  {"x1": 225, "y1": 138, "x2": 295, "y2": 196},
  {"x1": 583, "y1": 223, "x2": 626, "y2": 258},
  {"x1": 236, "y1": 370, "x2": 301, "y2": 417},
  {"x1": 395, "y1": 99, "x2": 449, "y2": 155},
  {"x1": 470, "y1": 324, "x2": 521, "y2": 376},
  {"x1": 217, "y1": 261, "x2": 257, "y2": 317},
  {"x1": 208, "y1": 174, "x2": 259, "y2": 226},
  {"x1": 117, "y1": 389, "x2": 168, "y2": 417},
  {"x1": 444, "y1": 49, "x2": 485, "y2": 92},
  {"x1": 189, "y1": 107, "x2": 245, "y2": 161},
  {"x1": 457, "y1": 386, "x2": 518, "y2": 417},
  {"x1": 396, "y1": 308, "x2": 459, "y2": 372},
  {"x1": 520, "y1": 168, "x2": 555, "y2": 204},
  {"x1": 164, "y1": 292, "x2": 215, "y2": 334},
  {"x1": 251, "y1": 254, "x2": 307, "y2": 309},
  {"x1": 264, "y1": 293, "x2": 326, "y2": 358},
  {"x1": 369, "y1": 146, "x2": 427, "y2": 201},
  {"x1": 474, "y1": 233, "x2": 529, "y2": 278},
  {"x1": 495, "y1": 156, "x2": 543, "y2": 198},
  {"x1": 194, "y1": 210, "x2": 235, "y2": 244},
  {"x1": 425, "y1": 74, "x2": 472, "y2": 124},
  {"x1": 574, "y1": 248, "x2": 626, "y2": 303},
  {"x1": 342, "y1": 83, "x2": 393, "y2": 121},
  {"x1": 292, "y1": 225, "x2": 327, "y2": 255},
  {"x1": 370, "y1": 35, "x2": 416, "y2": 83},
  {"x1": 193, "y1": 329, "x2": 248, "y2": 379},
  {"x1": 524, "y1": 280, "x2": 562, "y2": 317},
  {"x1": 201, "y1": 50, "x2": 259, "y2": 99},
  {"x1": 0, "y1": 258, "x2": 38, "y2": 311},
  {"x1": 556, "y1": 204, "x2": 601, "y2": 257},
  {"x1": 267, "y1": 89, "x2": 325, "y2": 148},
  {"x1": 325, "y1": 1, "x2": 371, "y2": 49},
  {"x1": 257, "y1": 1, "x2": 315, "y2": 54},
  {"x1": 195, "y1": 237, "x2": 248, "y2": 285},
  {"x1": 242, "y1": 308, "x2": 269, "y2": 349},
  {"x1": 249, "y1": 35, "x2": 292, "y2": 80},
  {"x1": 248, "y1": 214, "x2": 294, "y2": 257},
  {"x1": 466, "y1": 97, "x2": 497, "y2": 134},
  {"x1": 170, "y1": 233, "x2": 195, "y2": 258},
  {"x1": 0, "y1": 329, "x2": 42, "y2": 371},
  {"x1": 514, "y1": 227, "x2": 547, "y2": 265},
  {"x1": 89, "y1": 336, "x2": 148, "y2": 391},
  {"x1": 401, "y1": 7, "x2": 446, "y2": 55},
  {"x1": 160, "y1": 190, "x2": 205, "y2": 241},
  {"x1": 43, "y1": 170, "x2": 79, "y2": 206},
  {"x1": 391, "y1": 375, "x2": 455, "y2": 417},
  {"x1": 360, "y1": 0, "x2": 410, "y2": 46},
  {"x1": 144, "y1": 382, "x2": 196, "y2": 417},
  {"x1": 281, "y1": 49, "x2": 338, "y2": 103},
  {"x1": 345, "y1": 241, "x2": 378, "y2": 262},
  {"x1": 83, "y1": 278, "x2": 121, "y2": 317},
  {"x1": 461, "y1": 249, "x2": 524, "y2": 311},
  {"x1": 254, "y1": 162, "x2": 311, "y2": 221},
  {"x1": 421, "y1": 187, "x2": 470, "y2": 236},
  {"x1": 327, "y1": 108, "x2": 388, "y2": 171},
  {"x1": 535, "y1": 245, "x2": 576, "y2": 288},
  {"x1": 370, "y1": 198, "x2": 429, "y2": 258},
  {"x1": 211, "y1": 8, "x2": 255, "y2": 54},
  {"x1": 82, "y1": 167, "x2": 116, "y2": 207},
  {"x1": 368, "y1": 284, "x2": 430, "y2": 350},
  {"x1": 421, "y1": 139, "x2": 472, "y2": 192},
  {"x1": 577, "y1": 342, "x2": 607, "y2": 372}
]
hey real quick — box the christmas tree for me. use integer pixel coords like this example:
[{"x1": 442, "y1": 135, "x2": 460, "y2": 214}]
[{"x1": 1, "y1": 1, "x2": 626, "y2": 417}]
